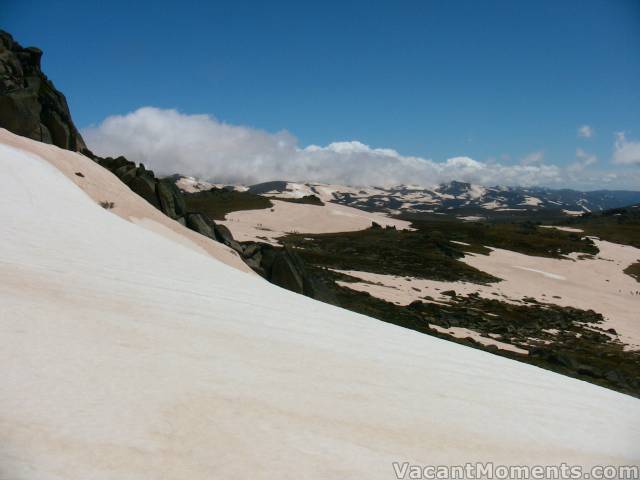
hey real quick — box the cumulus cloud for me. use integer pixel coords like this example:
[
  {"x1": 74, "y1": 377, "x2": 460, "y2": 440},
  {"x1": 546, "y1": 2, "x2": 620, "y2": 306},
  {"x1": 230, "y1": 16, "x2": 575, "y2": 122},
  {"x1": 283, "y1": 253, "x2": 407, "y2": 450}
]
[
  {"x1": 83, "y1": 107, "x2": 601, "y2": 188},
  {"x1": 612, "y1": 132, "x2": 640, "y2": 166},
  {"x1": 578, "y1": 125, "x2": 594, "y2": 139}
]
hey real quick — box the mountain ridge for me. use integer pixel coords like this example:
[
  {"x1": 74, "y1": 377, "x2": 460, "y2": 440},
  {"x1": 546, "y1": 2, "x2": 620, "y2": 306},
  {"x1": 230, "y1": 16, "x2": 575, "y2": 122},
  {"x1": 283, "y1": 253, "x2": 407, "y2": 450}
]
[{"x1": 238, "y1": 179, "x2": 640, "y2": 216}]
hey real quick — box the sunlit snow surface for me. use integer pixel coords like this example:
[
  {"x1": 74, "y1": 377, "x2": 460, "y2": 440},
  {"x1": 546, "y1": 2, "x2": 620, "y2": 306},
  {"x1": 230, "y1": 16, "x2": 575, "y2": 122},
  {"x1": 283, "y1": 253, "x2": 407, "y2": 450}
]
[{"x1": 1, "y1": 132, "x2": 639, "y2": 478}]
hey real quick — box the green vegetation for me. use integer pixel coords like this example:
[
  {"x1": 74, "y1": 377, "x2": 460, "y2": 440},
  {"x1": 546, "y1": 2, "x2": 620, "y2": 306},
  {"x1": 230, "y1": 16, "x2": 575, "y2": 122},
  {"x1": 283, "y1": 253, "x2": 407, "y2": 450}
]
[
  {"x1": 183, "y1": 188, "x2": 273, "y2": 220},
  {"x1": 559, "y1": 205, "x2": 640, "y2": 248},
  {"x1": 285, "y1": 219, "x2": 598, "y2": 285},
  {"x1": 624, "y1": 261, "x2": 640, "y2": 283},
  {"x1": 269, "y1": 194, "x2": 324, "y2": 206},
  {"x1": 286, "y1": 225, "x2": 498, "y2": 284},
  {"x1": 406, "y1": 218, "x2": 599, "y2": 258}
]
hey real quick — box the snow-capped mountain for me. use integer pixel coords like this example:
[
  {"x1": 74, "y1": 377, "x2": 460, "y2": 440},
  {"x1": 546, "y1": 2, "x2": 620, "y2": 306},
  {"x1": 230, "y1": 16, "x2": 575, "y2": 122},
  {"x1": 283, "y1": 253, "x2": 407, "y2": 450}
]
[{"x1": 246, "y1": 180, "x2": 640, "y2": 216}]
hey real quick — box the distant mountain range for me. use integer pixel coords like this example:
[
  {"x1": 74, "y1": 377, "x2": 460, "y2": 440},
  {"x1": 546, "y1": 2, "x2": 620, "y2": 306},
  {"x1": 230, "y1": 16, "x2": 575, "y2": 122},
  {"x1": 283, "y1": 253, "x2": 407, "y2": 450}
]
[{"x1": 239, "y1": 180, "x2": 640, "y2": 218}]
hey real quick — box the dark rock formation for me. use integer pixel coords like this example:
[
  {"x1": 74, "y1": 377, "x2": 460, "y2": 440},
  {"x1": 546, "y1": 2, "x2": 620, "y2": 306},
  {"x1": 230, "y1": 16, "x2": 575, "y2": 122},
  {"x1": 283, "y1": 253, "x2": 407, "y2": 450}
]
[
  {"x1": 94, "y1": 151, "x2": 331, "y2": 301},
  {"x1": 157, "y1": 179, "x2": 187, "y2": 221},
  {"x1": 0, "y1": 30, "x2": 86, "y2": 151},
  {"x1": 94, "y1": 155, "x2": 189, "y2": 225},
  {"x1": 186, "y1": 213, "x2": 218, "y2": 241}
]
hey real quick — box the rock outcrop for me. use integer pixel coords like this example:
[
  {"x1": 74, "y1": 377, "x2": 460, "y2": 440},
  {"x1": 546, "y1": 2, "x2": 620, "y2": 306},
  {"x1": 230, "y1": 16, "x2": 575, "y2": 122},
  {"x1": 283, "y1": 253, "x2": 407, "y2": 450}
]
[
  {"x1": 0, "y1": 30, "x2": 86, "y2": 151},
  {"x1": 0, "y1": 30, "x2": 333, "y2": 304},
  {"x1": 92, "y1": 151, "x2": 331, "y2": 300}
]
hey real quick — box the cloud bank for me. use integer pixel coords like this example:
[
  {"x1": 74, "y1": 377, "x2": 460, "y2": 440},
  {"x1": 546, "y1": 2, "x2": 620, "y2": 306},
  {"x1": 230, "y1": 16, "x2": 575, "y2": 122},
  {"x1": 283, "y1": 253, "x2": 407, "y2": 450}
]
[{"x1": 82, "y1": 107, "x2": 624, "y2": 188}]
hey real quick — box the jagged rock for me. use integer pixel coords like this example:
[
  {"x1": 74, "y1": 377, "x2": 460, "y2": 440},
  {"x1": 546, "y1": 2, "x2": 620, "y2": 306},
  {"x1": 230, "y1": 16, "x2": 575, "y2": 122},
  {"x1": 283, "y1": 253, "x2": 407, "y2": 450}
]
[
  {"x1": 243, "y1": 250, "x2": 263, "y2": 272},
  {"x1": 157, "y1": 179, "x2": 186, "y2": 220},
  {"x1": 270, "y1": 249, "x2": 305, "y2": 294},
  {"x1": 0, "y1": 30, "x2": 86, "y2": 151},
  {"x1": 241, "y1": 243, "x2": 261, "y2": 259},
  {"x1": 128, "y1": 175, "x2": 160, "y2": 208},
  {"x1": 185, "y1": 213, "x2": 218, "y2": 241},
  {"x1": 99, "y1": 156, "x2": 133, "y2": 171},
  {"x1": 115, "y1": 164, "x2": 137, "y2": 184},
  {"x1": 213, "y1": 223, "x2": 243, "y2": 251}
]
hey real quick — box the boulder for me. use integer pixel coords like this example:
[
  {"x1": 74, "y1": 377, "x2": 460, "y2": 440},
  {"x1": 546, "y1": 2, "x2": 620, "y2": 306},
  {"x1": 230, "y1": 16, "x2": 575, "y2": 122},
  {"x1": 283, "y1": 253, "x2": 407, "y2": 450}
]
[
  {"x1": 185, "y1": 213, "x2": 218, "y2": 241},
  {"x1": 128, "y1": 175, "x2": 160, "y2": 209},
  {"x1": 157, "y1": 180, "x2": 186, "y2": 220},
  {"x1": 0, "y1": 30, "x2": 86, "y2": 151},
  {"x1": 270, "y1": 250, "x2": 305, "y2": 294},
  {"x1": 114, "y1": 164, "x2": 137, "y2": 184},
  {"x1": 213, "y1": 223, "x2": 243, "y2": 252}
]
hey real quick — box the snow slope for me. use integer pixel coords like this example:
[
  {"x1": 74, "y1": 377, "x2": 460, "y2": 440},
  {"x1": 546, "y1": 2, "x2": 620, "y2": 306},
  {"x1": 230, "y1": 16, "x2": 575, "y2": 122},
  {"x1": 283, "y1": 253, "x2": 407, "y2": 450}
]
[
  {"x1": 219, "y1": 199, "x2": 411, "y2": 244},
  {"x1": 1, "y1": 137, "x2": 639, "y2": 479},
  {"x1": 0, "y1": 129, "x2": 252, "y2": 274}
]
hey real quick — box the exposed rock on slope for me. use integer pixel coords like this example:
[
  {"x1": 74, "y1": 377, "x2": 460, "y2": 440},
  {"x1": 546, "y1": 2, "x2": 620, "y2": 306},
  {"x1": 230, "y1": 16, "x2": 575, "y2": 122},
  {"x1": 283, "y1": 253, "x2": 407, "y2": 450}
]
[
  {"x1": 0, "y1": 30, "x2": 86, "y2": 152},
  {"x1": 89, "y1": 151, "x2": 328, "y2": 298}
]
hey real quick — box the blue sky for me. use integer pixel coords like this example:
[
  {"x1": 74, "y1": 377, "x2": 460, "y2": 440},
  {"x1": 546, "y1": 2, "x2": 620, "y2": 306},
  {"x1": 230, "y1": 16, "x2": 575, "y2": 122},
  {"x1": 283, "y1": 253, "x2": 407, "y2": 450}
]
[{"x1": 4, "y1": 0, "x2": 640, "y2": 188}]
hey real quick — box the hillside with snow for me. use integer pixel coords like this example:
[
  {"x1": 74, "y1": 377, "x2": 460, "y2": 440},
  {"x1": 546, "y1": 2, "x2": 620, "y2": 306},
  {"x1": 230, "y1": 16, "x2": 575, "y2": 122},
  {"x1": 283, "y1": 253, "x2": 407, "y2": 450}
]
[
  {"x1": 239, "y1": 180, "x2": 640, "y2": 218},
  {"x1": 1, "y1": 133, "x2": 639, "y2": 477}
]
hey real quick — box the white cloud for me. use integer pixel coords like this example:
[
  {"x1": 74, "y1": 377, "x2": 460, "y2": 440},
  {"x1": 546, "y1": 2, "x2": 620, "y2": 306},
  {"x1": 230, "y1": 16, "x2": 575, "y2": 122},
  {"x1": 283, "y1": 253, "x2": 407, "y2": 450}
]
[
  {"x1": 578, "y1": 125, "x2": 594, "y2": 139},
  {"x1": 520, "y1": 151, "x2": 544, "y2": 166},
  {"x1": 613, "y1": 132, "x2": 640, "y2": 166},
  {"x1": 81, "y1": 107, "x2": 624, "y2": 188}
]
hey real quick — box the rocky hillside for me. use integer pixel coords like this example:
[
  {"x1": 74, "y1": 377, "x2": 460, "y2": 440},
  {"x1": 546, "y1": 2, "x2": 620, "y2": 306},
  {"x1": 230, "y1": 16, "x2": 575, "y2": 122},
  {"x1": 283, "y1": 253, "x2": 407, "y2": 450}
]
[
  {"x1": 0, "y1": 30, "x2": 86, "y2": 151},
  {"x1": 0, "y1": 30, "x2": 327, "y2": 302}
]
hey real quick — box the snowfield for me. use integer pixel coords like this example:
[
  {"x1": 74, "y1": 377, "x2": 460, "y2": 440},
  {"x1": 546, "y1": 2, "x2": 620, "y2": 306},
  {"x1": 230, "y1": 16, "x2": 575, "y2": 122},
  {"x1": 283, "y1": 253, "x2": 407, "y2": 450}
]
[
  {"x1": 0, "y1": 129, "x2": 252, "y2": 274},
  {"x1": 219, "y1": 198, "x2": 411, "y2": 244},
  {"x1": 333, "y1": 236, "x2": 640, "y2": 350},
  {"x1": 1, "y1": 133, "x2": 639, "y2": 478}
]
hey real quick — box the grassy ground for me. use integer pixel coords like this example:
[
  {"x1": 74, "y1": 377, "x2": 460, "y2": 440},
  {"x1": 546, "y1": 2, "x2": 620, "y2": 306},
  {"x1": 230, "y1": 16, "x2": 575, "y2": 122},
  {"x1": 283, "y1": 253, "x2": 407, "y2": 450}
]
[
  {"x1": 183, "y1": 188, "x2": 273, "y2": 220},
  {"x1": 406, "y1": 218, "x2": 600, "y2": 258},
  {"x1": 286, "y1": 225, "x2": 498, "y2": 283},
  {"x1": 268, "y1": 195, "x2": 324, "y2": 206},
  {"x1": 558, "y1": 205, "x2": 640, "y2": 248},
  {"x1": 285, "y1": 219, "x2": 598, "y2": 284},
  {"x1": 624, "y1": 262, "x2": 640, "y2": 283}
]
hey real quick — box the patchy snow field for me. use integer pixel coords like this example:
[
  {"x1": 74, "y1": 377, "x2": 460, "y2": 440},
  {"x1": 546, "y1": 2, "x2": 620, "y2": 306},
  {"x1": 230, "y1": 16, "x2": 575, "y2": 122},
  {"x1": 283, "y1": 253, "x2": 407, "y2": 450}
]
[
  {"x1": 1, "y1": 133, "x2": 639, "y2": 477},
  {"x1": 219, "y1": 199, "x2": 411, "y2": 244},
  {"x1": 335, "y1": 238, "x2": 640, "y2": 349}
]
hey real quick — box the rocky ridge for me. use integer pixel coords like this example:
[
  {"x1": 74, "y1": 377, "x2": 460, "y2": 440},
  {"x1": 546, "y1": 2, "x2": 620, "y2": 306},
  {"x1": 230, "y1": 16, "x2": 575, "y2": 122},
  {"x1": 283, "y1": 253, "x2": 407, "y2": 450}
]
[
  {"x1": 90, "y1": 154, "x2": 332, "y2": 300},
  {"x1": 0, "y1": 30, "x2": 86, "y2": 152}
]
